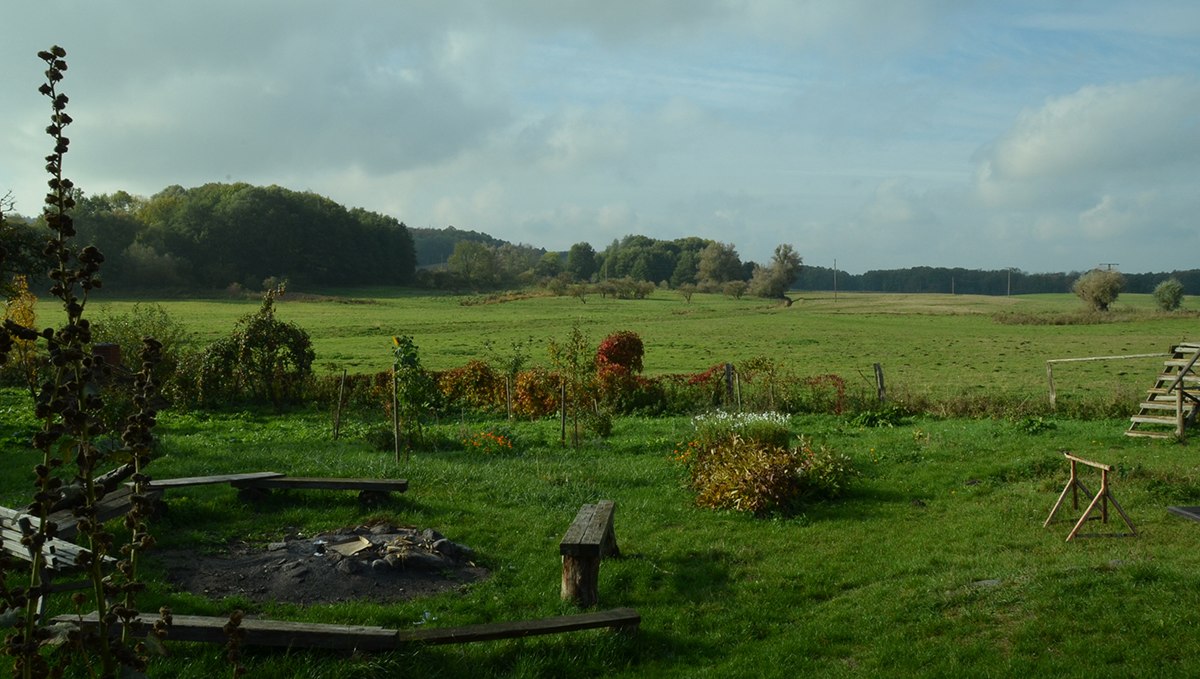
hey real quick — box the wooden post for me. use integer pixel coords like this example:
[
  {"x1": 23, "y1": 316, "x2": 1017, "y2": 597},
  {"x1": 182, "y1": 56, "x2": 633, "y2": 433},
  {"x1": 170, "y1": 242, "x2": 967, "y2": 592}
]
[
  {"x1": 723, "y1": 363, "x2": 734, "y2": 407},
  {"x1": 392, "y1": 368, "x2": 401, "y2": 464},
  {"x1": 505, "y1": 375, "x2": 514, "y2": 420},
  {"x1": 874, "y1": 363, "x2": 886, "y2": 403},
  {"x1": 1178, "y1": 383, "x2": 1186, "y2": 439},
  {"x1": 332, "y1": 368, "x2": 347, "y2": 440},
  {"x1": 1047, "y1": 362, "x2": 1056, "y2": 410},
  {"x1": 734, "y1": 370, "x2": 742, "y2": 411},
  {"x1": 560, "y1": 381, "x2": 567, "y2": 446}
]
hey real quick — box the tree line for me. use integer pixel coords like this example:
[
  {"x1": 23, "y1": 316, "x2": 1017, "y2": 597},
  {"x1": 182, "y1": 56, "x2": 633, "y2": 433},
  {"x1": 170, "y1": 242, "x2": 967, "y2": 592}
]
[
  {"x1": 3, "y1": 180, "x2": 1192, "y2": 297},
  {"x1": 796, "y1": 265, "x2": 1195, "y2": 297},
  {"x1": 3, "y1": 182, "x2": 417, "y2": 291}
]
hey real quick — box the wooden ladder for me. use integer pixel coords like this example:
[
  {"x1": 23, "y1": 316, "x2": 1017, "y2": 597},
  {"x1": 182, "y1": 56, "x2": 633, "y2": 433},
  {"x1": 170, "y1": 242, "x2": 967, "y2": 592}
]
[{"x1": 1127, "y1": 343, "x2": 1200, "y2": 439}]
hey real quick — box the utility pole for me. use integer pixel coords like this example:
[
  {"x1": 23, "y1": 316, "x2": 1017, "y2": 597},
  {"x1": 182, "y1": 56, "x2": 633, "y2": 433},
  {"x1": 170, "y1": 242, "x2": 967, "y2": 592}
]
[
  {"x1": 1099, "y1": 263, "x2": 1119, "y2": 271},
  {"x1": 833, "y1": 259, "x2": 837, "y2": 302}
]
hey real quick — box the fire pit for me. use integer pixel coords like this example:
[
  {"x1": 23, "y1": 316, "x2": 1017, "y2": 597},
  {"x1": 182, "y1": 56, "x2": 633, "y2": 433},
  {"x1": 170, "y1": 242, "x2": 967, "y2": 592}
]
[{"x1": 154, "y1": 524, "x2": 488, "y2": 605}]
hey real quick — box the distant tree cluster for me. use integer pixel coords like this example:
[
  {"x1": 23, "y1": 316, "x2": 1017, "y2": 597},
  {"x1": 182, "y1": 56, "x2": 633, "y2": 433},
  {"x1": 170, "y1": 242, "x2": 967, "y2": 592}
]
[
  {"x1": 6, "y1": 183, "x2": 417, "y2": 291},
  {"x1": 795, "y1": 264, "x2": 1195, "y2": 300}
]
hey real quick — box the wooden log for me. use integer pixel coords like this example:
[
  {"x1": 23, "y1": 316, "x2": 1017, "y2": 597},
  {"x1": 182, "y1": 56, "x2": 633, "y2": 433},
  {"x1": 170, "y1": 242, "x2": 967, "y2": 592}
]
[
  {"x1": 561, "y1": 555, "x2": 601, "y2": 608},
  {"x1": 53, "y1": 608, "x2": 641, "y2": 651}
]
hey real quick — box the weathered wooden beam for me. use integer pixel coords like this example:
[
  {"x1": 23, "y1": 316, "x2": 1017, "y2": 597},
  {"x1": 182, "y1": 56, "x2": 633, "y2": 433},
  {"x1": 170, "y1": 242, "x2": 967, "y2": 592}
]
[
  {"x1": 229, "y1": 477, "x2": 408, "y2": 493},
  {"x1": 143, "y1": 471, "x2": 284, "y2": 490},
  {"x1": 53, "y1": 608, "x2": 641, "y2": 651},
  {"x1": 398, "y1": 607, "x2": 640, "y2": 645}
]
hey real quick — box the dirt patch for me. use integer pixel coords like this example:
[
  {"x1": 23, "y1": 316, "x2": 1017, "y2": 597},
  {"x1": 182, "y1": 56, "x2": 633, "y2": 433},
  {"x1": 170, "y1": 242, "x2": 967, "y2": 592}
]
[{"x1": 153, "y1": 524, "x2": 488, "y2": 605}]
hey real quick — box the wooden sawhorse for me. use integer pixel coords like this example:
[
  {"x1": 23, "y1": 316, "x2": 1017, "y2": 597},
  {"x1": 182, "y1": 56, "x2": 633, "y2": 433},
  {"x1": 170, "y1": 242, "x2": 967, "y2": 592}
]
[{"x1": 1044, "y1": 453, "x2": 1137, "y2": 541}]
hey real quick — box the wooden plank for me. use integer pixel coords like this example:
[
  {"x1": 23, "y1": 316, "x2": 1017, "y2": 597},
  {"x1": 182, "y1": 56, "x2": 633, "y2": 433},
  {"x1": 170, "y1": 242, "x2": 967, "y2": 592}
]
[
  {"x1": 560, "y1": 500, "x2": 616, "y2": 558},
  {"x1": 0, "y1": 525, "x2": 109, "y2": 569},
  {"x1": 1168, "y1": 506, "x2": 1200, "y2": 522},
  {"x1": 560, "y1": 503, "x2": 598, "y2": 556},
  {"x1": 53, "y1": 608, "x2": 641, "y2": 651},
  {"x1": 143, "y1": 471, "x2": 284, "y2": 490},
  {"x1": 397, "y1": 607, "x2": 640, "y2": 645},
  {"x1": 1062, "y1": 453, "x2": 1113, "y2": 472},
  {"x1": 1130, "y1": 415, "x2": 1178, "y2": 425},
  {"x1": 230, "y1": 477, "x2": 407, "y2": 492},
  {"x1": 1125, "y1": 430, "x2": 1173, "y2": 439},
  {"x1": 56, "y1": 612, "x2": 400, "y2": 651}
]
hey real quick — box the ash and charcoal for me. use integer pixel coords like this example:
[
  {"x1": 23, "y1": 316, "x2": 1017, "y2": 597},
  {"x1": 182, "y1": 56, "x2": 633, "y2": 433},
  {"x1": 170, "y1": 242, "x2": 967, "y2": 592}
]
[{"x1": 155, "y1": 524, "x2": 488, "y2": 605}]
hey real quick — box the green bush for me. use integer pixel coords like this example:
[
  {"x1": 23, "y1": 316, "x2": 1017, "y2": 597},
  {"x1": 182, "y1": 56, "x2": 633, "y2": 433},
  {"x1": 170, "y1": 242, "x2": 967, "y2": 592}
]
[
  {"x1": 193, "y1": 287, "x2": 315, "y2": 407},
  {"x1": 1154, "y1": 277, "x2": 1185, "y2": 311}
]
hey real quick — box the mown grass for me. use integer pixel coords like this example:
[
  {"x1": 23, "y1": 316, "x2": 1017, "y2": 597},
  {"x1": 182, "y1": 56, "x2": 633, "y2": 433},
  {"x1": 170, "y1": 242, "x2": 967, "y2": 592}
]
[{"x1": 5, "y1": 387, "x2": 1200, "y2": 678}]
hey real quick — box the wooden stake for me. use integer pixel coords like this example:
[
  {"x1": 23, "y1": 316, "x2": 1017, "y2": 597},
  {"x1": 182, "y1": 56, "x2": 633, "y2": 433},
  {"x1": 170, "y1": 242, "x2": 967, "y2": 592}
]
[
  {"x1": 874, "y1": 363, "x2": 886, "y2": 403},
  {"x1": 392, "y1": 368, "x2": 400, "y2": 464},
  {"x1": 332, "y1": 368, "x2": 347, "y2": 440}
]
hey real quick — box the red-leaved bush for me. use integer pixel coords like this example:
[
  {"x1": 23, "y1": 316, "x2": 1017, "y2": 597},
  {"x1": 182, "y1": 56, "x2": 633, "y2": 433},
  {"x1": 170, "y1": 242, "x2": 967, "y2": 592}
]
[{"x1": 595, "y1": 330, "x2": 644, "y2": 374}]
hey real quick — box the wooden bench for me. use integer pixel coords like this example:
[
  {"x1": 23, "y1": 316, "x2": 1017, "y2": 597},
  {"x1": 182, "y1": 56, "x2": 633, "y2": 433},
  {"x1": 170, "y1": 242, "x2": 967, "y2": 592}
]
[
  {"x1": 560, "y1": 500, "x2": 620, "y2": 607},
  {"x1": 230, "y1": 476, "x2": 408, "y2": 506},
  {"x1": 1, "y1": 505, "x2": 115, "y2": 622},
  {"x1": 53, "y1": 608, "x2": 640, "y2": 651}
]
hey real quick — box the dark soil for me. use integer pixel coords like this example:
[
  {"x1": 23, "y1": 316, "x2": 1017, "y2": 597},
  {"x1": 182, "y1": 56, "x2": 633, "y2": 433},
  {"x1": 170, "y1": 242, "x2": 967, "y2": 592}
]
[{"x1": 152, "y1": 523, "x2": 488, "y2": 605}]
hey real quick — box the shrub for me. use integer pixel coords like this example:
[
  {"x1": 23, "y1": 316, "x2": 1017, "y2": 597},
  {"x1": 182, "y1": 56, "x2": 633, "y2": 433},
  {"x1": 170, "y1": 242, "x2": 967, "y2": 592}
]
[
  {"x1": 1154, "y1": 277, "x2": 1185, "y2": 311},
  {"x1": 0, "y1": 274, "x2": 40, "y2": 396},
  {"x1": 782, "y1": 374, "x2": 847, "y2": 414},
  {"x1": 513, "y1": 366, "x2": 560, "y2": 419},
  {"x1": 439, "y1": 359, "x2": 504, "y2": 412},
  {"x1": 194, "y1": 286, "x2": 315, "y2": 407},
  {"x1": 1072, "y1": 269, "x2": 1123, "y2": 311},
  {"x1": 677, "y1": 432, "x2": 855, "y2": 515},
  {"x1": 595, "y1": 330, "x2": 644, "y2": 374},
  {"x1": 850, "y1": 405, "x2": 911, "y2": 427},
  {"x1": 462, "y1": 429, "x2": 516, "y2": 455}
]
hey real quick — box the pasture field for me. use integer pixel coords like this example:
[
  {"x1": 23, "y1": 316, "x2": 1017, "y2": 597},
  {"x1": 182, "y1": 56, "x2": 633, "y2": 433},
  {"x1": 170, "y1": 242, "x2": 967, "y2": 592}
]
[
  {"x1": 4, "y1": 390, "x2": 1200, "y2": 677},
  {"x1": 69, "y1": 288, "x2": 1200, "y2": 409},
  {"x1": 10, "y1": 288, "x2": 1200, "y2": 677}
]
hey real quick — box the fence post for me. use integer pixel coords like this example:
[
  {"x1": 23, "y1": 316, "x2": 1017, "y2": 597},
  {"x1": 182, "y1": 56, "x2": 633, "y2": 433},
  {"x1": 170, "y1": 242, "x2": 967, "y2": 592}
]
[{"x1": 873, "y1": 363, "x2": 886, "y2": 403}]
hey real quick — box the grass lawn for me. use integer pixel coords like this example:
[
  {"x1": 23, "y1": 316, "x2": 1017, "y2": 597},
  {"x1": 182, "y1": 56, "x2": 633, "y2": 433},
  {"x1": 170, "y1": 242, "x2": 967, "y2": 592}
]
[
  {"x1": 7, "y1": 288, "x2": 1200, "y2": 676},
  {"x1": 5, "y1": 389, "x2": 1200, "y2": 678}
]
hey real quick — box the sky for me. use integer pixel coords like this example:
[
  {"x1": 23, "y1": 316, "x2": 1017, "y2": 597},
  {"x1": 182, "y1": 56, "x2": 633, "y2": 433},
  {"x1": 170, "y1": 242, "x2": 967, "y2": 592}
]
[{"x1": 2, "y1": 2, "x2": 1199, "y2": 275}]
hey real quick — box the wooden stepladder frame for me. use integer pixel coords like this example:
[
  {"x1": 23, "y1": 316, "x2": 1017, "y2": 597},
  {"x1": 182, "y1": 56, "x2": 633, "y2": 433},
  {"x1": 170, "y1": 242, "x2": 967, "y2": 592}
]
[{"x1": 1044, "y1": 453, "x2": 1137, "y2": 541}]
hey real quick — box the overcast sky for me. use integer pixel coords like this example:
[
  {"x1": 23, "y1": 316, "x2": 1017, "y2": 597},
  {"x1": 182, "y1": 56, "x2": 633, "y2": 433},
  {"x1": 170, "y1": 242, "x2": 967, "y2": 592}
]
[{"x1": 3, "y1": 2, "x2": 1198, "y2": 274}]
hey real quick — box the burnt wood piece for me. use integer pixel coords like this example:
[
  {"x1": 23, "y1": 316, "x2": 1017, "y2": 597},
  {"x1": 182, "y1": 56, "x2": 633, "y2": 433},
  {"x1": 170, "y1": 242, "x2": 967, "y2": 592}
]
[
  {"x1": 559, "y1": 500, "x2": 619, "y2": 607},
  {"x1": 52, "y1": 608, "x2": 641, "y2": 651}
]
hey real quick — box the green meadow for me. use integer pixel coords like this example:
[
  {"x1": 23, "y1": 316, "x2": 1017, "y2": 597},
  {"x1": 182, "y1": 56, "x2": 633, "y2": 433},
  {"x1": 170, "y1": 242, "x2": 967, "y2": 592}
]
[
  {"x1": 75, "y1": 289, "x2": 1197, "y2": 408},
  {"x1": 8, "y1": 289, "x2": 1200, "y2": 677}
]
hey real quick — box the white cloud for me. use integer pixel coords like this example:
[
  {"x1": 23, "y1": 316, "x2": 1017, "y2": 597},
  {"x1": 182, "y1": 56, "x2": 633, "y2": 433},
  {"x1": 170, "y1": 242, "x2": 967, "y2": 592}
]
[{"x1": 975, "y1": 76, "x2": 1200, "y2": 207}]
